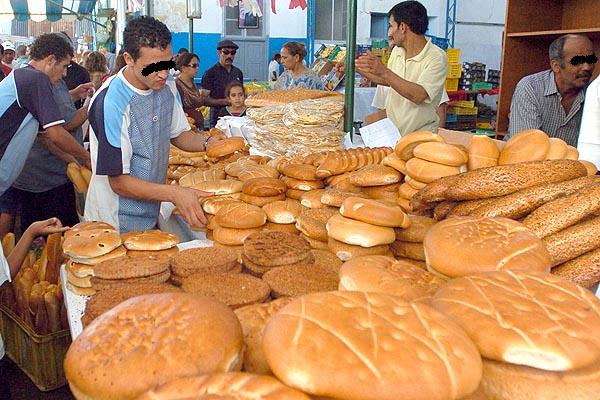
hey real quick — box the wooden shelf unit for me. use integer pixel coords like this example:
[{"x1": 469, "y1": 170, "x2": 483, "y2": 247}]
[{"x1": 496, "y1": 0, "x2": 600, "y2": 133}]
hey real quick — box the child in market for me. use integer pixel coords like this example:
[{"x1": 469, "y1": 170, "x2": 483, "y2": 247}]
[
  {"x1": 218, "y1": 81, "x2": 247, "y2": 118},
  {"x1": 0, "y1": 217, "x2": 69, "y2": 400}
]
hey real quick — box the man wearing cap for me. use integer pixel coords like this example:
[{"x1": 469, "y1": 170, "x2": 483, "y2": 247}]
[
  {"x1": 0, "y1": 42, "x2": 14, "y2": 77},
  {"x1": 201, "y1": 39, "x2": 244, "y2": 127}
]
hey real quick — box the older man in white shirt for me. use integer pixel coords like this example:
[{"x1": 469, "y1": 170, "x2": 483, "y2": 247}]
[{"x1": 578, "y1": 75, "x2": 600, "y2": 170}]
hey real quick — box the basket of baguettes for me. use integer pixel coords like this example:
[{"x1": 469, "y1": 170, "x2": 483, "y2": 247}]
[{"x1": 61, "y1": 129, "x2": 600, "y2": 400}]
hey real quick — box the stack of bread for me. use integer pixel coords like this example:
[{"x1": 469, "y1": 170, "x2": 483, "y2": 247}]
[
  {"x1": 240, "y1": 177, "x2": 286, "y2": 207},
  {"x1": 241, "y1": 231, "x2": 313, "y2": 277},
  {"x1": 348, "y1": 164, "x2": 403, "y2": 202},
  {"x1": 387, "y1": 131, "x2": 467, "y2": 213},
  {"x1": 212, "y1": 203, "x2": 267, "y2": 248},
  {"x1": 389, "y1": 215, "x2": 435, "y2": 268},
  {"x1": 295, "y1": 207, "x2": 338, "y2": 249},
  {"x1": 326, "y1": 197, "x2": 410, "y2": 261},
  {"x1": 169, "y1": 247, "x2": 241, "y2": 285},
  {"x1": 262, "y1": 199, "x2": 303, "y2": 235},
  {"x1": 278, "y1": 161, "x2": 324, "y2": 202}
]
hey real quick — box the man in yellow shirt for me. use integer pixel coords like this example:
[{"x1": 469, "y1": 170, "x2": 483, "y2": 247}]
[{"x1": 356, "y1": 1, "x2": 448, "y2": 136}]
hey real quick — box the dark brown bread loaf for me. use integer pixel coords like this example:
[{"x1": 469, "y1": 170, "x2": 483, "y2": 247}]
[
  {"x1": 523, "y1": 182, "x2": 600, "y2": 238},
  {"x1": 433, "y1": 201, "x2": 458, "y2": 221},
  {"x1": 469, "y1": 176, "x2": 599, "y2": 220}
]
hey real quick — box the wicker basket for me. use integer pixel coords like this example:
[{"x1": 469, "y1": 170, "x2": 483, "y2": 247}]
[{"x1": 0, "y1": 304, "x2": 71, "y2": 391}]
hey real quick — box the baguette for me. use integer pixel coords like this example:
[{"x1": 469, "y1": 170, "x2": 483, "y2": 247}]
[
  {"x1": 80, "y1": 167, "x2": 92, "y2": 186},
  {"x1": 543, "y1": 215, "x2": 600, "y2": 266},
  {"x1": 433, "y1": 201, "x2": 458, "y2": 221},
  {"x1": 410, "y1": 175, "x2": 461, "y2": 211},
  {"x1": 44, "y1": 233, "x2": 63, "y2": 284},
  {"x1": 44, "y1": 290, "x2": 61, "y2": 333},
  {"x1": 67, "y1": 162, "x2": 87, "y2": 193},
  {"x1": 2, "y1": 232, "x2": 15, "y2": 255},
  {"x1": 552, "y1": 247, "x2": 600, "y2": 289},
  {"x1": 523, "y1": 182, "x2": 600, "y2": 238},
  {"x1": 430, "y1": 160, "x2": 587, "y2": 202},
  {"x1": 469, "y1": 176, "x2": 599, "y2": 220},
  {"x1": 447, "y1": 198, "x2": 497, "y2": 217}
]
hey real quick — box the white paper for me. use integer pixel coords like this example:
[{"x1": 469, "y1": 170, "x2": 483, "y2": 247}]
[
  {"x1": 343, "y1": 132, "x2": 366, "y2": 148},
  {"x1": 358, "y1": 118, "x2": 401, "y2": 148}
]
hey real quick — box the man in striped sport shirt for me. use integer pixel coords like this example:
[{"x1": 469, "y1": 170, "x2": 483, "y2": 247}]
[{"x1": 506, "y1": 34, "x2": 595, "y2": 146}]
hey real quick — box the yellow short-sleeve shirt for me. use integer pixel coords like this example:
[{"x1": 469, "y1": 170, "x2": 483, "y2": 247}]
[{"x1": 385, "y1": 40, "x2": 448, "y2": 136}]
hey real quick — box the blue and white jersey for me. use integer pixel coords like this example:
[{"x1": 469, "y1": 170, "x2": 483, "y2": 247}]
[
  {"x1": 84, "y1": 69, "x2": 190, "y2": 233},
  {"x1": 0, "y1": 66, "x2": 65, "y2": 195}
]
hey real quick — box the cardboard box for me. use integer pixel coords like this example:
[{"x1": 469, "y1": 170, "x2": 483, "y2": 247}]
[{"x1": 364, "y1": 109, "x2": 387, "y2": 126}]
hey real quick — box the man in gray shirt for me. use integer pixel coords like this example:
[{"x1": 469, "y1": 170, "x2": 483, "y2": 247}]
[{"x1": 507, "y1": 34, "x2": 595, "y2": 146}]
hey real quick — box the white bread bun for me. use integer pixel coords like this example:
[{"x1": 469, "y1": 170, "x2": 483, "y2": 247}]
[
  {"x1": 68, "y1": 245, "x2": 127, "y2": 265},
  {"x1": 424, "y1": 217, "x2": 551, "y2": 278},
  {"x1": 432, "y1": 271, "x2": 600, "y2": 371},
  {"x1": 65, "y1": 293, "x2": 244, "y2": 399},
  {"x1": 413, "y1": 142, "x2": 468, "y2": 166},
  {"x1": 215, "y1": 203, "x2": 267, "y2": 229},
  {"x1": 121, "y1": 230, "x2": 178, "y2": 251},
  {"x1": 498, "y1": 129, "x2": 550, "y2": 165},
  {"x1": 327, "y1": 237, "x2": 390, "y2": 261},
  {"x1": 300, "y1": 189, "x2": 326, "y2": 208},
  {"x1": 340, "y1": 197, "x2": 410, "y2": 228},
  {"x1": 580, "y1": 160, "x2": 598, "y2": 176},
  {"x1": 137, "y1": 372, "x2": 310, "y2": 400},
  {"x1": 241, "y1": 177, "x2": 286, "y2": 197},
  {"x1": 348, "y1": 165, "x2": 402, "y2": 187},
  {"x1": 262, "y1": 199, "x2": 303, "y2": 224},
  {"x1": 405, "y1": 158, "x2": 463, "y2": 183},
  {"x1": 481, "y1": 358, "x2": 600, "y2": 400},
  {"x1": 263, "y1": 291, "x2": 482, "y2": 400},
  {"x1": 399, "y1": 182, "x2": 419, "y2": 200},
  {"x1": 545, "y1": 137, "x2": 569, "y2": 160},
  {"x1": 395, "y1": 130, "x2": 445, "y2": 161},
  {"x1": 339, "y1": 256, "x2": 446, "y2": 301},
  {"x1": 213, "y1": 225, "x2": 264, "y2": 246},
  {"x1": 467, "y1": 135, "x2": 500, "y2": 170},
  {"x1": 326, "y1": 214, "x2": 396, "y2": 247},
  {"x1": 206, "y1": 136, "x2": 246, "y2": 158},
  {"x1": 382, "y1": 153, "x2": 408, "y2": 174},
  {"x1": 565, "y1": 145, "x2": 580, "y2": 160},
  {"x1": 405, "y1": 176, "x2": 428, "y2": 190},
  {"x1": 63, "y1": 228, "x2": 122, "y2": 259},
  {"x1": 191, "y1": 180, "x2": 243, "y2": 195}
]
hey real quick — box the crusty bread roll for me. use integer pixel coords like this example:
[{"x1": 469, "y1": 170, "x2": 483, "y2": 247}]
[
  {"x1": 206, "y1": 136, "x2": 246, "y2": 158},
  {"x1": 213, "y1": 226, "x2": 264, "y2": 246},
  {"x1": 481, "y1": 359, "x2": 600, "y2": 400},
  {"x1": 179, "y1": 169, "x2": 227, "y2": 187},
  {"x1": 397, "y1": 196, "x2": 412, "y2": 213},
  {"x1": 339, "y1": 256, "x2": 446, "y2": 301},
  {"x1": 565, "y1": 145, "x2": 580, "y2": 160},
  {"x1": 399, "y1": 182, "x2": 419, "y2": 200},
  {"x1": 285, "y1": 188, "x2": 304, "y2": 200},
  {"x1": 348, "y1": 165, "x2": 402, "y2": 187},
  {"x1": 543, "y1": 215, "x2": 600, "y2": 267},
  {"x1": 263, "y1": 291, "x2": 482, "y2": 400},
  {"x1": 405, "y1": 158, "x2": 463, "y2": 184},
  {"x1": 552, "y1": 247, "x2": 600, "y2": 289},
  {"x1": 424, "y1": 217, "x2": 551, "y2": 278},
  {"x1": 238, "y1": 165, "x2": 280, "y2": 181},
  {"x1": 394, "y1": 130, "x2": 444, "y2": 161},
  {"x1": 326, "y1": 214, "x2": 396, "y2": 247},
  {"x1": 394, "y1": 215, "x2": 436, "y2": 242},
  {"x1": 65, "y1": 293, "x2": 244, "y2": 399},
  {"x1": 382, "y1": 153, "x2": 408, "y2": 174},
  {"x1": 300, "y1": 189, "x2": 326, "y2": 209},
  {"x1": 498, "y1": 129, "x2": 550, "y2": 165},
  {"x1": 262, "y1": 199, "x2": 303, "y2": 224},
  {"x1": 432, "y1": 271, "x2": 600, "y2": 371},
  {"x1": 215, "y1": 203, "x2": 267, "y2": 229},
  {"x1": 433, "y1": 200, "x2": 457, "y2": 221},
  {"x1": 320, "y1": 189, "x2": 367, "y2": 207},
  {"x1": 240, "y1": 193, "x2": 286, "y2": 207},
  {"x1": 580, "y1": 160, "x2": 598, "y2": 176},
  {"x1": 121, "y1": 230, "x2": 178, "y2": 251},
  {"x1": 389, "y1": 240, "x2": 426, "y2": 261},
  {"x1": 283, "y1": 176, "x2": 324, "y2": 191},
  {"x1": 340, "y1": 197, "x2": 410, "y2": 228},
  {"x1": 68, "y1": 245, "x2": 127, "y2": 266},
  {"x1": 191, "y1": 179, "x2": 243, "y2": 195},
  {"x1": 280, "y1": 163, "x2": 318, "y2": 181},
  {"x1": 202, "y1": 198, "x2": 244, "y2": 215},
  {"x1": 241, "y1": 177, "x2": 286, "y2": 197},
  {"x1": 413, "y1": 142, "x2": 468, "y2": 167},
  {"x1": 467, "y1": 135, "x2": 500, "y2": 170},
  {"x1": 63, "y1": 228, "x2": 122, "y2": 259},
  {"x1": 523, "y1": 182, "x2": 600, "y2": 238},
  {"x1": 545, "y1": 137, "x2": 569, "y2": 160},
  {"x1": 404, "y1": 175, "x2": 427, "y2": 190}
]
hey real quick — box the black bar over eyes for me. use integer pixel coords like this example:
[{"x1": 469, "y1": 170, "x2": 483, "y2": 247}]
[
  {"x1": 570, "y1": 54, "x2": 598, "y2": 66},
  {"x1": 141, "y1": 60, "x2": 176, "y2": 76}
]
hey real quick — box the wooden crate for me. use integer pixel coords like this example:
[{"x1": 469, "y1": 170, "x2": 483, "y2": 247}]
[{"x1": 0, "y1": 304, "x2": 71, "y2": 391}]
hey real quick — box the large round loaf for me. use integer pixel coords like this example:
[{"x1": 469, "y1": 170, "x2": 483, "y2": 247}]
[
  {"x1": 545, "y1": 137, "x2": 569, "y2": 160},
  {"x1": 498, "y1": 129, "x2": 550, "y2": 165},
  {"x1": 263, "y1": 291, "x2": 482, "y2": 400},
  {"x1": 395, "y1": 130, "x2": 444, "y2": 161},
  {"x1": 191, "y1": 180, "x2": 244, "y2": 195},
  {"x1": 206, "y1": 137, "x2": 246, "y2": 158},
  {"x1": 326, "y1": 214, "x2": 396, "y2": 247},
  {"x1": 262, "y1": 199, "x2": 303, "y2": 224},
  {"x1": 215, "y1": 203, "x2": 267, "y2": 229},
  {"x1": 340, "y1": 197, "x2": 410, "y2": 228},
  {"x1": 467, "y1": 135, "x2": 500, "y2": 170},
  {"x1": 413, "y1": 142, "x2": 468, "y2": 166},
  {"x1": 242, "y1": 177, "x2": 286, "y2": 197}
]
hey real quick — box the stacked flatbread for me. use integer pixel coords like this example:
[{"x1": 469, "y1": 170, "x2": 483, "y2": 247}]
[
  {"x1": 282, "y1": 98, "x2": 344, "y2": 129},
  {"x1": 245, "y1": 88, "x2": 342, "y2": 107}
]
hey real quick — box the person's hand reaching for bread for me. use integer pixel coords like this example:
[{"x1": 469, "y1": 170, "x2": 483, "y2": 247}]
[
  {"x1": 26, "y1": 218, "x2": 70, "y2": 237},
  {"x1": 172, "y1": 186, "x2": 212, "y2": 228}
]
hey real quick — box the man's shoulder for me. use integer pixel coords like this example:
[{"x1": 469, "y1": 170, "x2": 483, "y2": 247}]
[
  {"x1": 203, "y1": 63, "x2": 221, "y2": 76},
  {"x1": 518, "y1": 70, "x2": 551, "y2": 89}
]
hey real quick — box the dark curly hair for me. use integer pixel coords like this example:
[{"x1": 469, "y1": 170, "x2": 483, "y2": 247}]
[
  {"x1": 388, "y1": 1, "x2": 428, "y2": 35},
  {"x1": 29, "y1": 33, "x2": 74, "y2": 61},
  {"x1": 84, "y1": 51, "x2": 108, "y2": 73},
  {"x1": 123, "y1": 16, "x2": 171, "y2": 61},
  {"x1": 176, "y1": 52, "x2": 198, "y2": 71}
]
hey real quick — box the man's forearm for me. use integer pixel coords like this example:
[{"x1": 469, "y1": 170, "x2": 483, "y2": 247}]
[
  {"x1": 64, "y1": 107, "x2": 88, "y2": 131},
  {"x1": 46, "y1": 126, "x2": 89, "y2": 161},
  {"x1": 383, "y1": 69, "x2": 429, "y2": 104},
  {"x1": 108, "y1": 174, "x2": 176, "y2": 203},
  {"x1": 171, "y1": 131, "x2": 208, "y2": 152}
]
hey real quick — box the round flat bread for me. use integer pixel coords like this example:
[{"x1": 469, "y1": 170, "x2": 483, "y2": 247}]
[
  {"x1": 262, "y1": 264, "x2": 339, "y2": 298},
  {"x1": 68, "y1": 245, "x2": 127, "y2": 265},
  {"x1": 63, "y1": 228, "x2": 122, "y2": 259},
  {"x1": 170, "y1": 247, "x2": 240, "y2": 277},
  {"x1": 90, "y1": 270, "x2": 171, "y2": 290},
  {"x1": 181, "y1": 273, "x2": 271, "y2": 309},
  {"x1": 242, "y1": 252, "x2": 315, "y2": 277},
  {"x1": 121, "y1": 230, "x2": 179, "y2": 251},
  {"x1": 93, "y1": 254, "x2": 170, "y2": 280},
  {"x1": 243, "y1": 231, "x2": 311, "y2": 267},
  {"x1": 64, "y1": 221, "x2": 115, "y2": 239}
]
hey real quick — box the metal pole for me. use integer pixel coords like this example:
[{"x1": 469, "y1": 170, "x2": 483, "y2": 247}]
[
  {"x1": 307, "y1": 0, "x2": 315, "y2": 65},
  {"x1": 189, "y1": 17, "x2": 194, "y2": 54},
  {"x1": 343, "y1": 0, "x2": 357, "y2": 135},
  {"x1": 116, "y1": 0, "x2": 126, "y2": 53}
]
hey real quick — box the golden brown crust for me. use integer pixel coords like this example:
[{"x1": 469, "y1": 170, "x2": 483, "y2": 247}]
[
  {"x1": 241, "y1": 177, "x2": 287, "y2": 197},
  {"x1": 206, "y1": 137, "x2": 246, "y2": 158},
  {"x1": 467, "y1": 135, "x2": 500, "y2": 170},
  {"x1": 542, "y1": 215, "x2": 600, "y2": 266},
  {"x1": 393, "y1": 215, "x2": 435, "y2": 242},
  {"x1": 327, "y1": 237, "x2": 390, "y2": 261},
  {"x1": 240, "y1": 192, "x2": 286, "y2": 207},
  {"x1": 170, "y1": 247, "x2": 240, "y2": 276},
  {"x1": 215, "y1": 203, "x2": 267, "y2": 229},
  {"x1": 340, "y1": 197, "x2": 410, "y2": 228},
  {"x1": 121, "y1": 230, "x2": 179, "y2": 251},
  {"x1": 389, "y1": 241, "x2": 426, "y2": 261},
  {"x1": 91, "y1": 269, "x2": 171, "y2": 290},
  {"x1": 212, "y1": 226, "x2": 263, "y2": 246},
  {"x1": 262, "y1": 199, "x2": 304, "y2": 224},
  {"x1": 64, "y1": 221, "x2": 115, "y2": 239},
  {"x1": 348, "y1": 165, "x2": 402, "y2": 187},
  {"x1": 552, "y1": 247, "x2": 600, "y2": 288},
  {"x1": 394, "y1": 130, "x2": 444, "y2": 160},
  {"x1": 413, "y1": 141, "x2": 468, "y2": 167},
  {"x1": 263, "y1": 264, "x2": 339, "y2": 298},
  {"x1": 63, "y1": 228, "x2": 122, "y2": 259},
  {"x1": 499, "y1": 129, "x2": 550, "y2": 165},
  {"x1": 280, "y1": 163, "x2": 319, "y2": 180},
  {"x1": 181, "y1": 272, "x2": 271, "y2": 308},
  {"x1": 243, "y1": 231, "x2": 311, "y2": 267},
  {"x1": 94, "y1": 254, "x2": 170, "y2": 280},
  {"x1": 295, "y1": 207, "x2": 338, "y2": 242}
]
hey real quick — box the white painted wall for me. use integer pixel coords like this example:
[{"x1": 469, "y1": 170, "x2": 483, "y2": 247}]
[{"x1": 269, "y1": 5, "x2": 306, "y2": 38}]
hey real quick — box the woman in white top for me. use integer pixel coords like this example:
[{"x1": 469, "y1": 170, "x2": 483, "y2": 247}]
[{"x1": 578, "y1": 75, "x2": 600, "y2": 170}]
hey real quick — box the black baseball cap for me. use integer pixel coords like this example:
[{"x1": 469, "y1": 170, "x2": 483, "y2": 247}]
[{"x1": 217, "y1": 39, "x2": 239, "y2": 50}]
